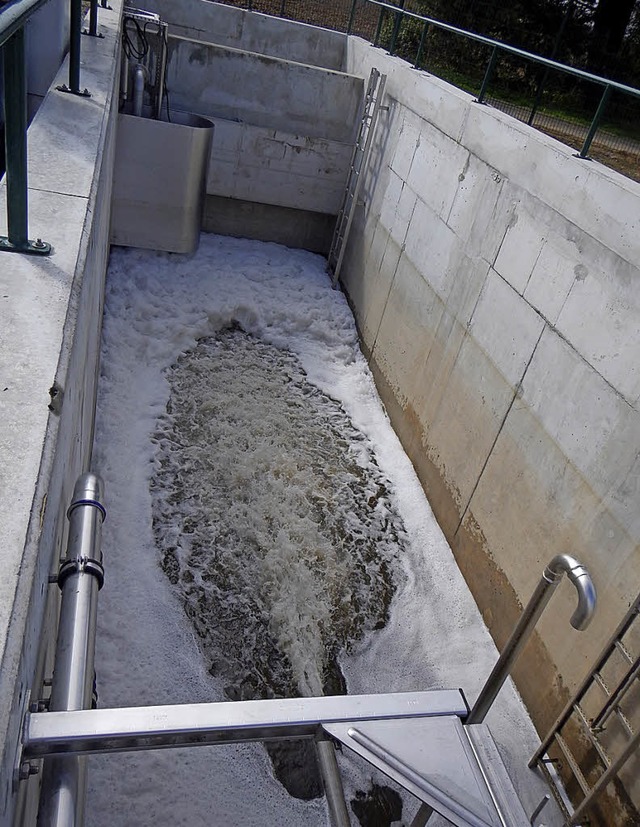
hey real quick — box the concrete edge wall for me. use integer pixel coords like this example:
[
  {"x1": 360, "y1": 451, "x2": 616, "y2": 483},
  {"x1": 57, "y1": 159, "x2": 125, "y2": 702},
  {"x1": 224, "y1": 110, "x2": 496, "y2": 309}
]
[
  {"x1": 161, "y1": 33, "x2": 363, "y2": 252},
  {"x1": 342, "y1": 38, "x2": 640, "y2": 820},
  {"x1": 165, "y1": 34, "x2": 363, "y2": 143},
  {"x1": 143, "y1": 0, "x2": 346, "y2": 70},
  {"x1": 0, "y1": 3, "x2": 123, "y2": 823}
]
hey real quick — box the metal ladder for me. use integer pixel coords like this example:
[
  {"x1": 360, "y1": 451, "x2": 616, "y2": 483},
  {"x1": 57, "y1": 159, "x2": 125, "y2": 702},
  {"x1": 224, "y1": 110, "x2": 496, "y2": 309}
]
[
  {"x1": 327, "y1": 67, "x2": 386, "y2": 287},
  {"x1": 530, "y1": 593, "x2": 640, "y2": 825}
]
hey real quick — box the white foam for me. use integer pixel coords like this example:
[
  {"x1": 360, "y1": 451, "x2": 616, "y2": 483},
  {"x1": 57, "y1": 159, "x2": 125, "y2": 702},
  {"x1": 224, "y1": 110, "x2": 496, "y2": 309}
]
[{"x1": 87, "y1": 234, "x2": 561, "y2": 826}]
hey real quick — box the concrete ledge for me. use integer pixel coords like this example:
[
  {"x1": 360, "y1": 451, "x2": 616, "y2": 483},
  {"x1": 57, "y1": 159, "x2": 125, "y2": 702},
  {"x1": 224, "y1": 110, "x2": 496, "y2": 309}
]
[
  {"x1": 166, "y1": 35, "x2": 363, "y2": 143},
  {"x1": 143, "y1": 0, "x2": 347, "y2": 70},
  {"x1": 203, "y1": 195, "x2": 335, "y2": 254},
  {"x1": 0, "y1": 3, "x2": 123, "y2": 822}
]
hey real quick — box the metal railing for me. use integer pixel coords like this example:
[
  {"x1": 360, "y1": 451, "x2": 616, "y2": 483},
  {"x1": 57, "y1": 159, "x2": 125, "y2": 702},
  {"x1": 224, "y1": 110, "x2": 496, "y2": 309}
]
[
  {"x1": 0, "y1": 0, "x2": 105, "y2": 256},
  {"x1": 218, "y1": 0, "x2": 640, "y2": 182},
  {"x1": 366, "y1": 1, "x2": 640, "y2": 162},
  {"x1": 467, "y1": 554, "x2": 596, "y2": 724}
]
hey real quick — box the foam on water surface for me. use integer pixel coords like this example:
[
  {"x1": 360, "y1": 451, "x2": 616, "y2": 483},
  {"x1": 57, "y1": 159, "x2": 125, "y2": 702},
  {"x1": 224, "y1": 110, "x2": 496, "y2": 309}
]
[{"x1": 87, "y1": 234, "x2": 560, "y2": 826}]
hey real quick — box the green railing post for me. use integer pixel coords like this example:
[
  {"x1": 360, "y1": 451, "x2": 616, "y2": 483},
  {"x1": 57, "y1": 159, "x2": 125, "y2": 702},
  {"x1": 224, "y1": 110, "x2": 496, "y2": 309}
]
[
  {"x1": 388, "y1": 0, "x2": 405, "y2": 56},
  {"x1": 414, "y1": 22, "x2": 429, "y2": 69},
  {"x1": 1, "y1": 29, "x2": 50, "y2": 255},
  {"x1": 57, "y1": 0, "x2": 90, "y2": 96},
  {"x1": 83, "y1": 0, "x2": 103, "y2": 38},
  {"x1": 347, "y1": 0, "x2": 358, "y2": 34},
  {"x1": 373, "y1": 6, "x2": 385, "y2": 46},
  {"x1": 579, "y1": 84, "x2": 612, "y2": 159},
  {"x1": 280, "y1": 0, "x2": 286, "y2": 16},
  {"x1": 477, "y1": 45, "x2": 498, "y2": 104}
]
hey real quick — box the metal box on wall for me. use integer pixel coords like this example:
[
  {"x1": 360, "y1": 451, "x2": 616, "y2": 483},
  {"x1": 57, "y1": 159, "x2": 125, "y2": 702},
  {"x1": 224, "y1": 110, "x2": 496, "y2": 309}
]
[{"x1": 110, "y1": 110, "x2": 214, "y2": 254}]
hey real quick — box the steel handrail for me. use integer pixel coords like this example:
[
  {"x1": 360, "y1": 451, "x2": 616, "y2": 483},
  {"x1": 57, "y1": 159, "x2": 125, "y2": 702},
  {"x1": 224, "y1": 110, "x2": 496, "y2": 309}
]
[
  {"x1": 366, "y1": 0, "x2": 640, "y2": 100},
  {"x1": 466, "y1": 554, "x2": 596, "y2": 725},
  {"x1": 0, "y1": 0, "x2": 52, "y2": 49},
  {"x1": 0, "y1": 0, "x2": 99, "y2": 256}
]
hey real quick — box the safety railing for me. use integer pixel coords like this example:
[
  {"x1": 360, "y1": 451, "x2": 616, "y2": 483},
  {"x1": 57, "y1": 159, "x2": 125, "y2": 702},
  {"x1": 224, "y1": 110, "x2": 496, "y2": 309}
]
[
  {"x1": 218, "y1": 0, "x2": 640, "y2": 182},
  {"x1": 365, "y1": 1, "x2": 640, "y2": 163},
  {"x1": 0, "y1": 0, "x2": 106, "y2": 256}
]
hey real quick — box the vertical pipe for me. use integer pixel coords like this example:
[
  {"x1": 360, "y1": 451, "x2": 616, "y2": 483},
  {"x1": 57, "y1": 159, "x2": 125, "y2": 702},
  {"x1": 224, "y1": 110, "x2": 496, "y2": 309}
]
[
  {"x1": 316, "y1": 739, "x2": 351, "y2": 827},
  {"x1": 2, "y1": 29, "x2": 28, "y2": 248},
  {"x1": 280, "y1": 0, "x2": 286, "y2": 17},
  {"x1": 579, "y1": 84, "x2": 611, "y2": 158},
  {"x1": 37, "y1": 474, "x2": 106, "y2": 827},
  {"x1": 69, "y1": 0, "x2": 83, "y2": 93},
  {"x1": 477, "y1": 45, "x2": 498, "y2": 104}
]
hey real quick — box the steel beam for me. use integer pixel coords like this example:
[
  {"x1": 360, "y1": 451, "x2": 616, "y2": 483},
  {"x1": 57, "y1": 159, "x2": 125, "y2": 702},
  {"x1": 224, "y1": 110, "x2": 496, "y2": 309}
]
[{"x1": 24, "y1": 690, "x2": 468, "y2": 758}]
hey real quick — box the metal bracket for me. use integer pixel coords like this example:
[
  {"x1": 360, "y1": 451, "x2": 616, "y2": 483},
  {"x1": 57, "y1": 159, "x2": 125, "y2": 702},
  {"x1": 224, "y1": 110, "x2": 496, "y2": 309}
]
[
  {"x1": 58, "y1": 557, "x2": 105, "y2": 590},
  {"x1": 0, "y1": 237, "x2": 51, "y2": 256},
  {"x1": 82, "y1": 29, "x2": 104, "y2": 38},
  {"x1": 12, "y1": 690, "x2": 34, "y2": 792}
]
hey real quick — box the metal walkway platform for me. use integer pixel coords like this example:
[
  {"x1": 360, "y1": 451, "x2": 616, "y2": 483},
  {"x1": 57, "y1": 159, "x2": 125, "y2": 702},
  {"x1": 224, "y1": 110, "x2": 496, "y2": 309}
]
[{"x1": 19, "y1": 475, "x2": 600, "y2": 827}]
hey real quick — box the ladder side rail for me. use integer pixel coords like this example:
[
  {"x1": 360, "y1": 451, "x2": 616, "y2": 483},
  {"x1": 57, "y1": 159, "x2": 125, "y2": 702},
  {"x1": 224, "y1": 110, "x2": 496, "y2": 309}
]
[
  {"x1": 530, "y1": 591, "x2": 640, "y2": 765},
  {"x1": 591, "y1": 652, "x2": 640, "y2": 732},
  {"x1": 331, "y1": 74, "x2": 387, "y2": 286},
  {"x1": 328, "y1": 72, "x2": 378, "y2": 272},
  {"x1": 568, "y1": 726, "x2": 640, "y2": 826}
]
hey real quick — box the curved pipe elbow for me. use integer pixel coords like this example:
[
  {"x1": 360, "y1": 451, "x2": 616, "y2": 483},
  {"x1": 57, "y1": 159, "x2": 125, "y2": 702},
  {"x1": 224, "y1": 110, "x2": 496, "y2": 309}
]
[{"x1": 545, "y1": 554, "x2": 597, "y2": 631}]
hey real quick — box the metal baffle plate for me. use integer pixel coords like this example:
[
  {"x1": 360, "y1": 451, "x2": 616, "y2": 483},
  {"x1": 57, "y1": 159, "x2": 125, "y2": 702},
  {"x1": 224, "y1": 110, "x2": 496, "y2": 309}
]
[{"x1": 323, "y1": 716, "x2": 524, "y2": 827}]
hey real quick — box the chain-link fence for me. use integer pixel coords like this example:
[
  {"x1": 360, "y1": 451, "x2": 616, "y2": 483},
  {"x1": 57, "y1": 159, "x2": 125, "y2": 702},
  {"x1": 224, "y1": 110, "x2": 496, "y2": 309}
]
[{"x1": 216, "y1": 0, "x2": 640, "y2": 183}]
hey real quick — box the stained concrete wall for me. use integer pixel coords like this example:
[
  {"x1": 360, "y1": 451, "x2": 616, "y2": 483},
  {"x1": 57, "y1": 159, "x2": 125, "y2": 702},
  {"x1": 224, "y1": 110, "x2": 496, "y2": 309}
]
[
  {"x1": 341, "y1": 38, "x2": 640, "y2": 820},
  {"x1": 162, "y1": 34, "x2": 362, "y2": 252},
  {"x1": 0, "y1": 3, "x2": 122, "y2": 823},
  {"x1": 144, "y1": 0, "x2": 346, "y2": 71}
]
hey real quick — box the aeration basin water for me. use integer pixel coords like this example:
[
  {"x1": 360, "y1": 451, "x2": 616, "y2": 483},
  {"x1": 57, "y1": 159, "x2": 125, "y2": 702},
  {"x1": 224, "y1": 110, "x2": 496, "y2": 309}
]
[{"x1": 86, "y1": 234, "x2": 556, "y2": 826}]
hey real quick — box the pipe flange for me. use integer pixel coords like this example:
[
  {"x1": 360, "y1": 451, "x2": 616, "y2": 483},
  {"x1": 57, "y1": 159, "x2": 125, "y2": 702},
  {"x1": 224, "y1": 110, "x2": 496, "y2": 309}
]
[
  {"x1": 66, "y1": 498, "x2": 107, "y2": 522},
  {"x1": 58, "y1": 557, "x2": 105, "y2": 590}
]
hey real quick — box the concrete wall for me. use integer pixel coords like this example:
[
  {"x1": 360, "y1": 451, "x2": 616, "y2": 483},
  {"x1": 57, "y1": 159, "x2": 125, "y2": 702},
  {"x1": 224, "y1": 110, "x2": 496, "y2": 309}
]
[
  {"x1": 144, "y1": 0, "x2": 346, "y2": 70},
  {"x1": 163, "y1": 34, "x2": 362, "y2": 252},
  {"x1": 0, "y1": 3, "x2": 122, "y2": 824},
  {"x1": 341, "y1": 38, "x2": 640, "y2": 820}
]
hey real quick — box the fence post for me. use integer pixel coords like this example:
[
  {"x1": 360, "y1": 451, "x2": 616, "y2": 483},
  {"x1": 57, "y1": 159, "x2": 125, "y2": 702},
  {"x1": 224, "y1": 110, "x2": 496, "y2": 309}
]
[
  {"x1": 373, "y1": 6, "x2": 385, "y2": 46},
  {"x1": 347, "y1": 0, "x2": 358, "y2": 34},
  {"x1": 280, "y1": 0, "x2": 286, "y2": 16},
  {"x1": 57, "y1": 0, "x2": 91, "y2": 96},
  {"x1": 388, "y1": 0, "x2": 405, "y2": 56},
  {"x1": 477, "y1": 45, "x2": 498, "y2": 104},
  {"x1": 1, "y1": 28, "x2": 51, "y2": 256},
  {"x1": 84, "y1": 0, "x2": 103, "y2": 38},
  {"x1": 579, "y1": 84, "x2": 612, "y2": 159},
  {"x1": 414, "y1": 22, "x2": 429, "y2": 69}
]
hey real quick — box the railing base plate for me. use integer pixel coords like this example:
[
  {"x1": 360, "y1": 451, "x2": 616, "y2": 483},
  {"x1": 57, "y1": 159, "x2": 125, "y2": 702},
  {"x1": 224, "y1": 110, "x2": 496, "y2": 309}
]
[
  {"x1": 0, "y1": 236, "x2": 51, "y2": 255},
  {"x1": 56, "y1": 84, "x2": 92, "y2": 98}
]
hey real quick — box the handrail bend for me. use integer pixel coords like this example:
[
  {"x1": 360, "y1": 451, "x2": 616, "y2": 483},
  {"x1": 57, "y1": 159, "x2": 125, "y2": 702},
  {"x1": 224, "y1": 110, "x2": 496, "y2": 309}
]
[{"x1": 467, "y1": 554, "x2": 596, "y2": 724}]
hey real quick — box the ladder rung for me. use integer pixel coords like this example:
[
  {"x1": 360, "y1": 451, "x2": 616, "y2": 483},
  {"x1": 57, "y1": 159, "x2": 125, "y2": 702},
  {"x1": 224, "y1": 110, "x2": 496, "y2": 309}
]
[
  {"x1": 614, "y1": 639, "x2": 634, "y2": 664},
  {"x1": 571, "y1": 705, "x2": 611, "y2": 767},
  {"x1": 554, "y1": 733, "x2": 592, "y2": 796},
  {"x1": 613, "y1": 706, "x2": 635, "y2": 739},
  {"x1": 593, "y1": 672, "x2": 611, "y2": 696}
]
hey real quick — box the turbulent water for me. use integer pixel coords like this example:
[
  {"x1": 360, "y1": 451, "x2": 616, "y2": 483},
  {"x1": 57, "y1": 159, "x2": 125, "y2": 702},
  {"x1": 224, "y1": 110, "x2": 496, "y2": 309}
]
[{"x1": 150, "y1": 326, "x2": 407, "y2": 801}]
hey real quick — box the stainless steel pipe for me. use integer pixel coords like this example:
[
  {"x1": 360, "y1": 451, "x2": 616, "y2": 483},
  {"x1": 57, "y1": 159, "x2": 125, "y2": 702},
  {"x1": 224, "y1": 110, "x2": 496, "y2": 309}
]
[
  {"x1": 467, "y1": 554, "x2": 596, "y2": 724},
  {"x1": 37, "y1": 473, "x2": 106, "y2": 827}
]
